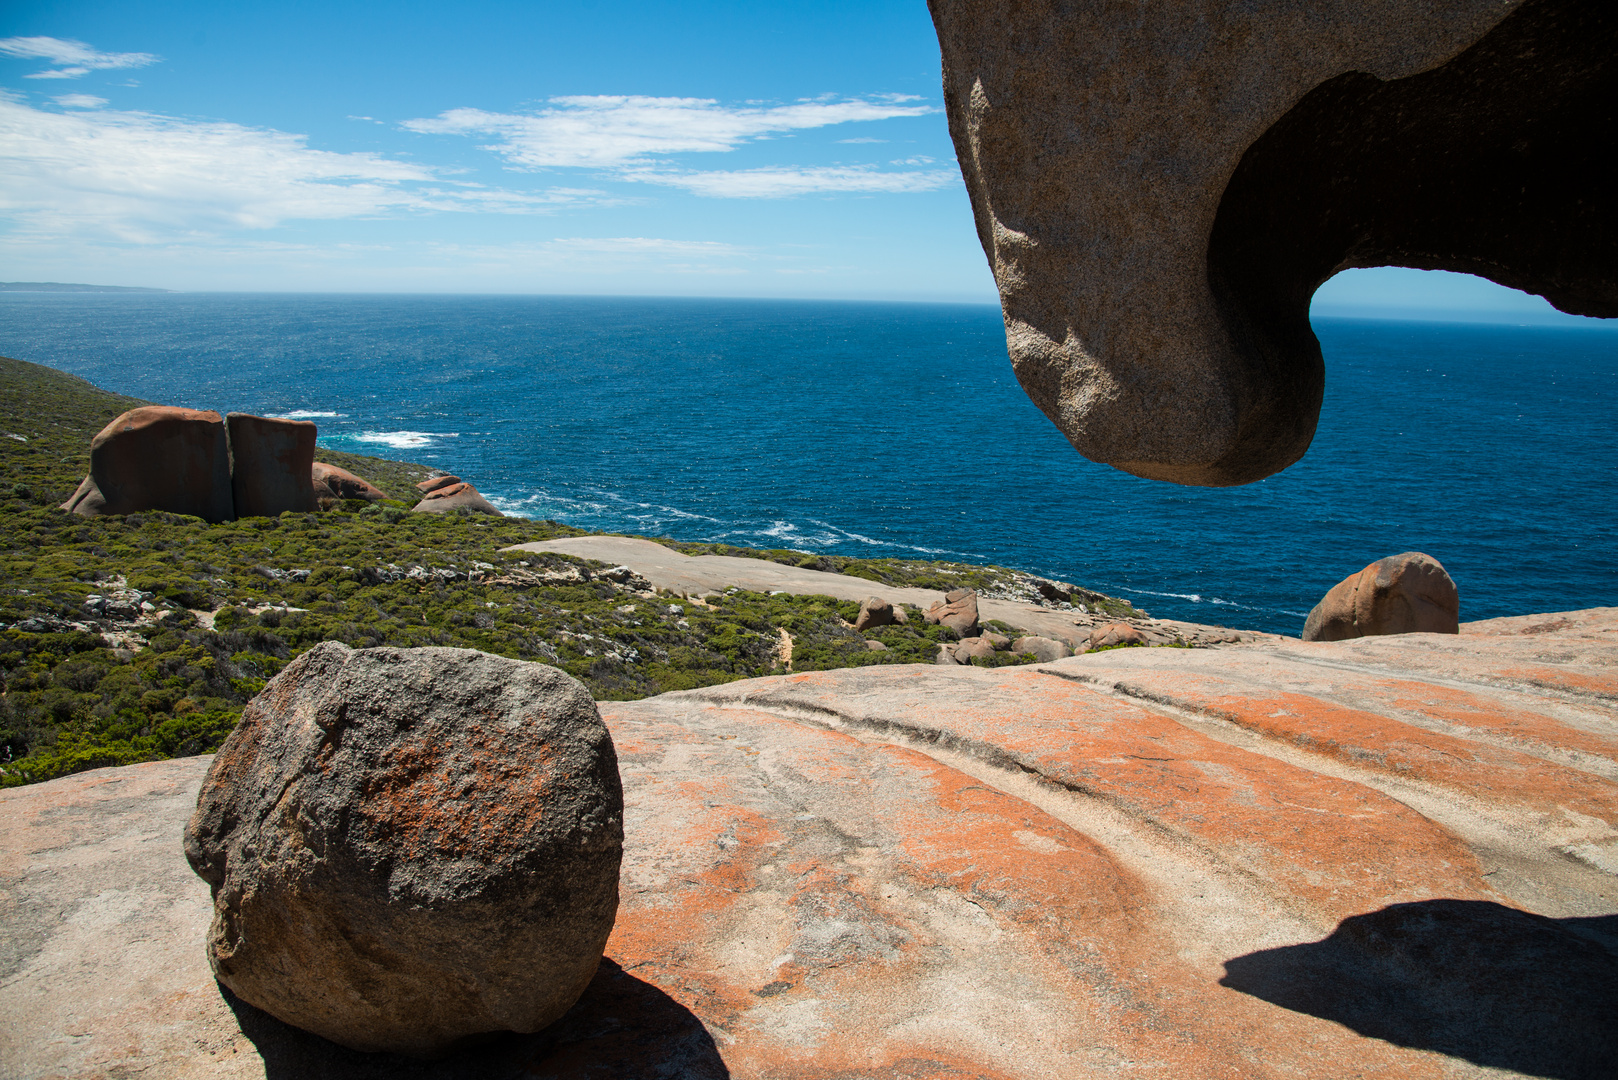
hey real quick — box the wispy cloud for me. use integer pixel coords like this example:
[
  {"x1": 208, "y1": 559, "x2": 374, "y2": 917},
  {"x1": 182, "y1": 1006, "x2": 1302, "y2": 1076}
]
[
  {"x1": 837, "y1": 137, "x2": 887, "y2": 144},
  {"x1": 625, "y1": 165, "x2": 957, "y2": 199},
  {"x1": 54, "y1": 93, "x2": 106, "y2": 109},
  {"x1": 404, "y1": 94, "x2": 935, "y2": 169},
  {"x1": 0, "y1": 96, "x2": 617, "y2": 241},
  {"x1": 0, "y1": 36, "x2": 159, "y2": 79}
]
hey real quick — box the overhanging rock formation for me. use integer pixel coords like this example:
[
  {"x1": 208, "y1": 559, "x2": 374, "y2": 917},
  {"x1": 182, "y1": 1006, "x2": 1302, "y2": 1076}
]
[{"x1": 929, "y1": 0, "x2": 1616, "y2": 485}]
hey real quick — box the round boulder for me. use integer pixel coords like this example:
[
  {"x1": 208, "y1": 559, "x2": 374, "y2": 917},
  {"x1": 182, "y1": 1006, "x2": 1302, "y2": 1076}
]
[
  {"x1": 1013, "y1": 635, "x2": 1075, "y2": 663},
  {"x1": 412, "y1": 481, "x2": 503, "y2": 516},
  {"x1": 312, "y1": 461, "x2": 387, "y2": 502},
  {"x1": 1090, "y1": 623, "x2": 1148, "y2": 649},
  {"x1": 1302, "y1": 552, "x2": 1459, "y2": 642},
  {"x1": 183, "y1": 642, "x2": 623, "y2": 1055},
  {"x1": 854, "y1": 596, "x2": 898, "y2": 632}
]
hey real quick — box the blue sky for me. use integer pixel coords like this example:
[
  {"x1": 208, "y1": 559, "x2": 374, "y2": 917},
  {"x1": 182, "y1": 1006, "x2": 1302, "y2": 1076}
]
[{"x1": 0, "y1": 1, "x2": 1604, "y2": 320}]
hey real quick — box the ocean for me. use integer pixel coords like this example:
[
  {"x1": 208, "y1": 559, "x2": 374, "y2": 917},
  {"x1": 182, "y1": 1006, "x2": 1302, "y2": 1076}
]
[{"x1": 1, "y1": 293, "x2": 1613, "y2": 635}]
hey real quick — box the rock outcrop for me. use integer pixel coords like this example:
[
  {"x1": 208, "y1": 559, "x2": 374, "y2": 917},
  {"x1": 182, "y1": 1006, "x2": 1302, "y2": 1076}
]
[
  {"x1": 226, "y1": 413, "x2": 317, "y2": 518},
  {"x1": 1303, "y1": 551, "x2": 1460, "y2": 641},
  {"x1": 412, "y1": 481, "x2": 503, "y2": 517},
  {"x1": 1090, "y1": 621, "x2": 1148, "y2": 649},
  {"x1": 62, "y1": 406, "x2": 234, "y2": 522},
  {"x1": 853, "y1": 595, "x2": 905, "y2": 632},
  {"x1": 1012, "y1": 634, "x2": 1072, "y2": 662},
  {"x1": 930, "y1": 0, "x2": 1617, "y2": 484},
  {"x1": 416, "y1": 474, "x2": 463, "y2": 495},
  {"x1": 311, "y1": 461, "x2": 387, "y2": 503},
  {"x1": 924, "y1": 588, "x2": 980, "y2": 637},
  {"x1": 7, "y1": 609, "x2": 1616, "y2": 1078},
  {"x1": 183, "y1": 642, "x2": 623, "y2": 1055}
]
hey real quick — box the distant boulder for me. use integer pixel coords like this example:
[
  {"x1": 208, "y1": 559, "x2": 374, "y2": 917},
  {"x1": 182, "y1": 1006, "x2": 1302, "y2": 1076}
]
[
  {"x1": 1303, "y1": 552, "x2": 1459, "y2": 642},
  {"x1": 184, "y1": 642, "x2": 623, "y2": 1055},
  {"x1": 416, "y1": 474, "x2": 463, "y2": 494},
  {"x1": 62, "y1": 406, "x2": 233, "y2": 522},
  {"x1": 854, "y1": 596, "x2": 900, "y2": 632},
  {"x1": 412, "y1": 480, "x2": 503, "y2": 517},
  {"x1": 1090, "y1": 623, "x2": 1148, "y2": 649},
  {"x1": 954, "y1": 636, "x2": 998, "y2": 662},
  {"x1": 227, "y1": 413, "x2": 317, "y2": 518},
  {"x1": 925, "y1": 589, "x2": 980, "y2": 638},
  {"x1": 312, "y1": 461, "x2": 386, "y2": 503},
  {"x1": 1013, "y1": 635, "x2": 1074, "y2": 662}
]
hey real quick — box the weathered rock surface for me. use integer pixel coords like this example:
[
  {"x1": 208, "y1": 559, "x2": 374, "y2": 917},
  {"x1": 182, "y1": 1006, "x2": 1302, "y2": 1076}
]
[
  {"x1": 312, "y1": 461, "x2": 387, "y2": 502},
  {"x1": 1012, "y1": 634, "x2": 1073, "y2": 662},
  {"x1": 226, "y1": 413, "x2": 317, "y2": 518},
  {"x1": 416, "y1": 474, "x2": 463, "y2": 494},
  {"x1": 61, "y1": 405, "x2": 234, "y2": 522},
  {"x1": 930, "y1": 0, "x2": 1617, "y2": 485},
  {"x1": 183, "y1": 642, "x2": 623, "y2": 1055},
  {"x1": 853, "y1": 595, "x2": 902, "y2": 632},
  {"x1": 924, "y1": 588, "x2": 980, "y2": 637},
  {"x1": 1303, "y1": 551, "x2": 1460, "y2": 642},
  {"x1": 412, "y1": 481, "x2": 503, "y2": 516},
  {"x1": 1090, "y1": 621, "x2": 1148, "y2": 649},
  {"x1": 6, "y1": 609, "x2": 1615, "y2": 1078}
]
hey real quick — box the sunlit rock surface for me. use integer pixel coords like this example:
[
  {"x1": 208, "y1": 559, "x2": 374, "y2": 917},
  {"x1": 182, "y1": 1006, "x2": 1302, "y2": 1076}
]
[{"x1": 3, "y1": 609, "x2": 1615, "y2": 1078}]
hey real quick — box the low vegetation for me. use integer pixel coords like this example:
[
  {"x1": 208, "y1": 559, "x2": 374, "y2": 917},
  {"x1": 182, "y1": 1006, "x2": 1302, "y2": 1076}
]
[{"x1": 0, "y1": 354, "x2": 1135, "y2": 787}]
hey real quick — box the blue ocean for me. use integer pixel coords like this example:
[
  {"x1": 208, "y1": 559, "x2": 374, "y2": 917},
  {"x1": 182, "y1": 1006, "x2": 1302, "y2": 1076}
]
[{"x1": 1, "y1": 293, "x2": 1613, "y2": 635}]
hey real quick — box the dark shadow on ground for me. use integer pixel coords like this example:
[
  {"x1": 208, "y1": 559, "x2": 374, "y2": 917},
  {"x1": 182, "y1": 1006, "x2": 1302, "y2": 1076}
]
[
  {"x1": 1221, "y1": 899, "x2": 1618, "y2": 1080},
  {"x1": 224, "y1": 957, "x2": 730, "y2": 1079}
]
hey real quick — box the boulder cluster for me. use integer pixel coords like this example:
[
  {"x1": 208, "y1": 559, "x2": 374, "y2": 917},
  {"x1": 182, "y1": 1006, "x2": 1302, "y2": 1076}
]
[{"x1": 59, "y1": 405, "x2": 504, "y2": 522}]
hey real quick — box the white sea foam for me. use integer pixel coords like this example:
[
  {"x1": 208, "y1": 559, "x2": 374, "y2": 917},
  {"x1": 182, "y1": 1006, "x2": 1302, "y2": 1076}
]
[
  {"x1": 272, "y1": 410, "x2": 346, "y2": 420},
  {"x1": 1119, "y1": 587, "x2": 1308, "y2": 619},
  {"x1": 354, "y1": 430, "x2": 458, "y2": 449}
]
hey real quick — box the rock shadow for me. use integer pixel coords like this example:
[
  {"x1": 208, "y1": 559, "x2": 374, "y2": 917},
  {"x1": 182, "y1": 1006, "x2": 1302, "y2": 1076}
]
[
  {"x1": 1220, "y1": 899, "x2": 1618, "y2": 1080},
  {"x1": 225, "y1": 956, "x2": 730, "y2": 1079}
]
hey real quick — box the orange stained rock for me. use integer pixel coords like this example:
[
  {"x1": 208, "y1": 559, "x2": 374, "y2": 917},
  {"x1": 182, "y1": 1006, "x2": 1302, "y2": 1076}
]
[
  {"x1": 1096, "y1": 672, "x2": 1618, "y2": 824},
  {"x1": 596, "y1": 692, "x2": 1482, "y2": 1080},
  {"x1": 743, "y1": 667, "x2": 1493, "y2": 918}
]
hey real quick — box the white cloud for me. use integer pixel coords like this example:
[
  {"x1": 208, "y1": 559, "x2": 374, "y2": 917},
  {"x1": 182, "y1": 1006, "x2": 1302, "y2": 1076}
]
[
  {"x1": 0, "y1": 96, "x2": 614, "y2": 241},
  {"x1": 0, "y1": 36, "x2": 159, "y2": 79},
  {"x1": 54, "y1": 93, "x2": 106, "y2": 109},
  {"x1": 625, "y1": 165, "x2": 957, "y2": 199},
  {"x1": 890, "y1": 155, "x2": 935, "y2": 166},
  {"x1": 837, "y1": 137, "x2": 887, "y2": 144},
  {"x1": 403, "y1": 94, "x2": 936, "y2": 169}
]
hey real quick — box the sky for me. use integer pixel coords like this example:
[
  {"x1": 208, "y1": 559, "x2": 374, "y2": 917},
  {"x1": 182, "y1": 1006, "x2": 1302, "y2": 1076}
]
[{"x1": 0, "y1": 0, "x2": 1605, "y2": 320}]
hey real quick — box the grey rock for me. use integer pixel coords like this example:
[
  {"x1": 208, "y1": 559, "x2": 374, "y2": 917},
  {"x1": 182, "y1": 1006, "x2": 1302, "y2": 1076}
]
[
  {"x1": 1012, "y1": 635, "x2": 1074, "y2": 663},
  {"x1": 930, "y1": 0, "x2": 1615, "y2": 485},
  {"x1": 864, "y1": 639, "x2": 888, "y2": 652},
  {"x1": 980, "y1": 631, "x2": 1011, "y2": 650},
  {"x1": 1303, "y1": 552, "x2": 1459, "y2": 642},
  {"x1": 854, "y1": 596, "x2": 899, "y2": 632},
  {"x1": 953, "y1": 637, "x2": 998, "y2": 663},
  {"x1": 184, "y1": 642, "x2": 623, "y2": 1055}
]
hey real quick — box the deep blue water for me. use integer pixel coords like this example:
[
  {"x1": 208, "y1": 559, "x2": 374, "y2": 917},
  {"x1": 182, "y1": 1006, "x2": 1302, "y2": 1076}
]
[{"x1": 2, "y1": 293, "x2": 1614, "y2": 635}]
